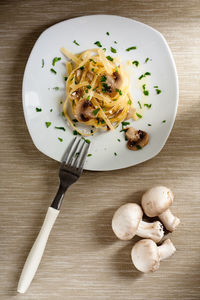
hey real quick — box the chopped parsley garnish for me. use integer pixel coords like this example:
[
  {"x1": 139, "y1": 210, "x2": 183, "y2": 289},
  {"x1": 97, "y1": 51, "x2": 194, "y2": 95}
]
[
  {"x1": 94, "y1": 41, "x2": 102, "y2": 47},
  {"x1": 55, "y1": 126, "x2": 66, "y2": 131},
  {"x1": 132, "y1": 60, "x2": 139, "y2": 67},
  {"x1": 92, "y1": 87, "x2": 96, "y2": 91},
  {"x1": 114, "y1": 41, "x2": 117, "y2": 44},
  {"x1": 80, "y1": 66, "x2": 84, "y2": 70},
  {"x1": 126, "y1": 46, "x2": 137, "y2": 51},
  {"x1": 117, "y1": 139, "x2": 121, "y2": 142},
  {"x1": 136, "y1": 113, "x2": 142, "y2": 119},
  {"x1": 58, "y1": 137, "x2": 63, "y2": 142},
  {"x1": 91, "y1": 68, "x2": 95, "y2": 72},
  {"x1": 42, "y1": 59, "x2": 44, "y2": 68},
  {"x1": 113, "y1": 99, "x2": 118, "y2": 101},
  {"x1": 138, "y1": 72, "x2": 151, "y2": 80},
  {"x1": 162, "y1": 120, "x2": 166, "y2": 123},
  {"x1": 106, "y1": 32, "x2": 110, "y2": 35},
  {"x1": 110, "y1": 47, "x2": 117, "y2": 53},
  {"x1": 145, "y1": 58, "x2": 149, "y2": 63},
  {"x1": 102, "y1": 83, "x2": 111, "y2": 93},
  {"x1": 91, "y1": 130, "x2": 93, "y2": 134},
  {"x1": 62, "y1": 111, "x2": 65, "y2": 116},
  {"x1": 75, "y1": 152, "x2": 80, "y2": 157},
  {"x1": 53, "y1": 87, "x2": 59, "y2": 90},
  {"x1": 86, "y1": 96, "x2": 90, "y2": 101},
  {"x1": 73, "y1": 40, "x2": 80, "y2": 46},
  {"x1": 156, "y1": 89, "x2": 162, "y2": 94},
  {"x1": 85, "y1": 89, "x2": 89, "y2": 93},
  {"x1": 36, "y1": 107, "x2": 42, "y2": 112},
  {"x1": 103, "y1": 48, "x2": 106, "y2": 51},
  {"x1": 128, "y1": 99, "x2": 132, "y2": 105},
  {"x1": 64, "y1": 76, "x2": 68, "y2": 81},
  {"x1": 148, "y1": 123, "x2": 152, "y2": 126},
  {"x1": 87, "y1": 85, "x2": 91, "y2": 89},
  {"x1": 136, "y1": 145, "x2": 142, "y2": 150},
  {"x1": 106, "y1": 55, "x2": 113, "y2": 61},
  {"x1": 154, "y1": 85, "x2": 158, "y2": 88},
  {"x1": 52, "y1": 57, "x2": 61, "y2": 66},
  {"x1": 50, "y1": 109, "x2": 53, "y2": 112},
  {"x1": 50, "y1": 68, "x2": 57, "y2": 74},
  {"x1": 45, "y1": 122, "x2": 51, "y2": 128},
  {"x1": 101, "y1": 120, "x2": 105, "y2": 124},
  {"x1": 87, "y1": 154, "x2": 92, "y2": 157},
  {"x1": 116, "y1": 89, "x2": 122, "y2": 95},
  {"x1": 138, "y1": 101, "x2": 142, "y2": 109},
  {"x1": 73, "y1": 130, "x2": 81, "y2": 135},
  {"x1": 100, "y1": 75, "x2": 107, "y2": 82},
  {"x1": 93, "y1": 108, "x2": 100, "y2": 116},
  {"x1": 144, "y1": 103, "x2": 152, "y2": 109},
  {"x1": 122, "y1": 121, "x2": 130, "y2": 126},
  {"x1": 72, "y1": 119, "x2": 78, "y2": 123},
  {"x1": 60, "y1": 101, "x2": 63, "y2": 104},
  {"x1": 82, "y1": 137, "x2": 91, "y2": 144},
  {"x1": 142, "y1": 84, "x2": 149, "y2": 96},
  {"x1": 89, "y1": 59, "x2": 96, "y2": 64},
  {"x1": 114, "y1": 152, "x2": 117, "y2": 156}
]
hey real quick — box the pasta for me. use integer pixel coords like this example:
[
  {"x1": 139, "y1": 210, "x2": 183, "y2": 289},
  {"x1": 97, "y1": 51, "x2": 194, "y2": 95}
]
[{"x1": 61, "y1": 47, "x2": 137, "y2": 136}]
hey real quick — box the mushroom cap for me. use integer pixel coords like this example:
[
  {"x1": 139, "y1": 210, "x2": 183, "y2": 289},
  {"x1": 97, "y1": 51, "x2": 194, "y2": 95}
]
[
  {"x1": 112, "y1": 203, "x2": 143, "y2": 240},
  {"x1": 141, "y1": 186, "x2": 174, "y2": 217},
  {"x1": 131, "y1": 239, "x2": 160, "y2": 272},
  {"x1": 74, "y1": 98, "x2": 96, "y2": 122},
  {"x1": 126, "y1": 128, "x2": 149, "y2": 151}
]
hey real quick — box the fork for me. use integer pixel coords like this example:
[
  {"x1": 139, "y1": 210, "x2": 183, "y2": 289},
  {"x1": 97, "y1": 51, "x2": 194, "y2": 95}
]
[{"x1": 17, "y1": 137, "x2": 90, "y2": 293}]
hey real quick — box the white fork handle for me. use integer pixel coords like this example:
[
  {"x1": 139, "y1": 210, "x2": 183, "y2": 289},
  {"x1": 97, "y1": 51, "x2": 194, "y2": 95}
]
[{"x1": 17, "y1": 207, "x2": 59, "y2": 293}]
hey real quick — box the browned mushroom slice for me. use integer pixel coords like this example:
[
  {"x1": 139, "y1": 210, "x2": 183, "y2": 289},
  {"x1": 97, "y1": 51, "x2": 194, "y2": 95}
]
[
  {"x1": 71, "y1": 88, "x2": 83, "y2": 100},
  {"x1": 86, "y1": 71, "x2": 94, "y2": 82},
  {"x1": 101, "y1": 71, "x2": 122, "y2": 97},
  {"x1": 74, "y1": 98, "x2": 96, "y2": 122},
  {"x1": 125, "y1": 127, "x2": 149, "y2": 150}
]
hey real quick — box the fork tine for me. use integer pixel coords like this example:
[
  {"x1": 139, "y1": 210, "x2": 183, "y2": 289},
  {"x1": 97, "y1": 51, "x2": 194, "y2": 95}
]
[
  {"x1": 62, "y1": 137, "x2": 77, "y2": 163},
  {"x1": 72, "y1": 139, "x2": 85, "y2": 168},
  {"x1": 77, "y1": 142, "x2": 90, "y2": 173},
  {"x1": 66, "y1": 138, "x2": 82, "y2": 166}
]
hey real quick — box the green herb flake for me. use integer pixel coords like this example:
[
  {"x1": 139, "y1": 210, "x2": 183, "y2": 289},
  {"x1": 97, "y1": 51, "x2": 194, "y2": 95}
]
[
  {"x1": 128, "y1": 99, "x2": 132, "y2": 105},
  {"x1": 91, "y1": 129, "x2": 93, "y2": 134},
  {"x1": 86, "y1": 96, "x2": 90, "y2": 101},
  {"x1": 73, "y1": 130, "x2": 81, "y2": 136},
  {"x1": 55, "y1": 126, "x2": 66, "y2": 131},
  {"x1": 138, "y1": 101, "x2": 142, "y2": 109},
  {"x1": 64, "y1": 76, "x2": 68, "y2": 81},
  {"x1": 58, "y1": 137, "x2": 63, "y2": 142},
  {"x1": 106, "y1": 55, "x2": 114, "y2": 61},
  {"x1": 106, "y1": 32, "x2": 110, "y2": 36},
  {"x1": 144, "y1": 72, "x2": 151, "y2": 76},
  {"x1": 92, "y1": 87, "x2": 96, "y2": 91},
  {"x1": 91, "y1": 68, "x2": 95, "y2": 72},
  {"x1": 136, "y1": 113, "x2": 142, "y2": 119},
  {"x1": 87, "y1": 154, "x2": 92, "y2": 157},
  {"x1": 144, "y1": 103, "x2": 152, "y2": 109},
  {"x1": 62, "y1": 111, "x2": 65, "y2": 116},
  {"x1": 148, "y1": 123, "x2": 152, "y2": 126},
  {"x1": 114, "y1": 152, "x2": 117, "y2": 156},
  {"x1": 156, "y1": 89, "x2": 162, "y2": 94},
  {"x1": 162, "y1": 120, "x2": 166, "y2": 123},
  {"x1": 80, "y1": 66, "x2": 85, "y2": 70},
  {"x1": 85, "y1": 89, "x2": 89, "y2": 93},
  {"x1": 111, "y1": 47, "x2": 117, "y2": 53},
  {"x1": 126, "y1": 46, "x2": 137, "y2": 51},
  {"x1": 87, "y1": 85, "x2": 92, "y2": 89},
  {"x1": 89, "y1": 59, "x2": 96, "y2": 64},
  {"x1": 36, "y1": 107, "x2": 42, "y2": 112},
  {"x1": 136, "y1": 145, "x2": 142, "y2": 150},
  {"x1": 52, "y1": 57, "x2": 61, "y2": 66},
  {"x1": 75, "y1": 152, "x2": 80, "y2": 157},
  {"x1": 45, "y1": 122, "x2": 51, "y2": 128},
  {"x1": 73, "y1": 40, "x2": 80, "y2": 46},
  {"x1": 122, "y1": 121, "x2": 130, "y2": 126},
  {"x1": 143, "y1": 90, "x2": 149, "y2": 96},
  {"x1": 114, "y1": 41, "x2": 118, "y2": 44},
  {"x1": 101, "y1": 120, "x2": 105, "y2": 124},
  {"x1": 94, "y1": 41, "x2": 102, "y2": 48},
  {"x1": 50, "y1": 68, "x2": 57, "y2": 74},
  {"x1": 60, "y1": 101, "x2": 63, "y2": 104},
  {"x1": 93, "y1": 108, "x2": 100, "y2": 116},
  {"x1": 100, "y1": 75, "x2": 107, "y2": 82},
  {"x1": 53, "y1": 87, "x2": 59, "y2": 90},
  {"x1": 117, "y1": 139, "x2": 121, "y2": 142},
  {"x1": 132, "y1": 60, "x2": 139, "y2": 67},
  {"x1": 42, "y1": 59, "x2": 44, "y2": 68},
  {"x1": 154, "y1": 85, "x2": 158, "y2": 88},
  {"x1": 145, "y1": 58, "x2": 149, "y2": 63},
  {"x1": 116, "y1": 88, "x2": 122, "y2": 95},
  {"x1": 82, "y1": 137, "x2": 91, "y2": 144},
  {"x1": 139, "y1": 75, "x2": 144, "y2": 80},
  {"x1": 72, "y1": 119, "x2": 78, "y2": 123},
  {"x1": 50, "y1": 109, "x2": 53, "y2": 112}
]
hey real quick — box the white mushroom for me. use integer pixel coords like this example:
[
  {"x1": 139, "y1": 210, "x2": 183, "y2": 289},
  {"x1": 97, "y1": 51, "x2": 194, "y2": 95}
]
[
  {"x1": 112, "y1": 203, "x2": 164, "y2": 243},
  {"x1": 131, "y1": 238, "x2": 176, "y2": 273},
  {"x1": 141, "y1": 186, "x2": 180, "y2": 232}
]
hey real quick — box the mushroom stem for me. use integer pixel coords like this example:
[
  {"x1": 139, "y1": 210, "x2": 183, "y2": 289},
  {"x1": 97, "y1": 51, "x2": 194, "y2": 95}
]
[
  {"x1": 158, "y1": 239, "x2": 176, "y2": 261},
  {"x1": 158, "y1": 209, "x2": 180, "y2": 232},
  {"x1": 137, "y1": 220, "x2": 164, "y2": 243}
]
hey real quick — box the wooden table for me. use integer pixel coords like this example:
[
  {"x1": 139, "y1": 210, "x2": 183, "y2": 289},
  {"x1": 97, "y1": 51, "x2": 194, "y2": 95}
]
[{"x1": 0, "y1": 0, "x2": 200, "y2": 299}]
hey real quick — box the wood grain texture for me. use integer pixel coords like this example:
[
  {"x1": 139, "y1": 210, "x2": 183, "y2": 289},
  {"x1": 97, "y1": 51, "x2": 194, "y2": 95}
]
[{"x1": 0, "y1": 0, "x2": 200, "y2": 299}]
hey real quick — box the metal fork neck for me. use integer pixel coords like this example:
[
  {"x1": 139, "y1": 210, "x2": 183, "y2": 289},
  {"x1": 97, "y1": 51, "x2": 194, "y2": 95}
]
[{"x1": 50, "y1": 184, "x2": 67, "y2": 210}]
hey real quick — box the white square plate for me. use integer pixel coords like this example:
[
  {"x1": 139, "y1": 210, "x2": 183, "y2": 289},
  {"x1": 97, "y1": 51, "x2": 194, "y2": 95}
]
[{"x1": 23, "y1": 15, "x2": 178, "y2": 171}]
